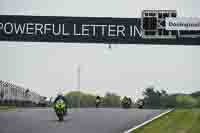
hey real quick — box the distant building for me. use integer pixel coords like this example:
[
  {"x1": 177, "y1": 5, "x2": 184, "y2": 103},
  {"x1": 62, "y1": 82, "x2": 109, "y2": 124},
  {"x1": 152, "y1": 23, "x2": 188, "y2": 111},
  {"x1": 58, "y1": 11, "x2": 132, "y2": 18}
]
[{"x1": 0, "y1": 80, "x2": 46, "y2": 107}]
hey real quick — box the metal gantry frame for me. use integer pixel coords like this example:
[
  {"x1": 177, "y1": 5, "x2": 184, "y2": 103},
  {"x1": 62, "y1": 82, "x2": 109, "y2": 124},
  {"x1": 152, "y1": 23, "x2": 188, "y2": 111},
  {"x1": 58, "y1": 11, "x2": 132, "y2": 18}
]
[{"x1": 141, "y1": 10, "x2": 178, "y2": 39}]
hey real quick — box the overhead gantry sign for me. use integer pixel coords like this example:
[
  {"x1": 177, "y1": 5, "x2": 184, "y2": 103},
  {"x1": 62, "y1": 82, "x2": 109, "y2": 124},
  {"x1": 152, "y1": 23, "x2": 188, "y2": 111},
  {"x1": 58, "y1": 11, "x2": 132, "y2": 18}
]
[{"x1": 0, "y1": 10, "x2": 199, "y2": 45}]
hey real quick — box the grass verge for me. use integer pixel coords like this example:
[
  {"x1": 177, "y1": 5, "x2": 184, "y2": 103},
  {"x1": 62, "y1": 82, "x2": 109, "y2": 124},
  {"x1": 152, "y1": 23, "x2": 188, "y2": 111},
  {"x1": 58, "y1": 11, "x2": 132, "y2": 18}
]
[
  {"x1": 0, "y1": 106, "x2": 16, "y2": 112},
  {"x1": 132, "y1": 109, "x2": 200, "y2": 133}
]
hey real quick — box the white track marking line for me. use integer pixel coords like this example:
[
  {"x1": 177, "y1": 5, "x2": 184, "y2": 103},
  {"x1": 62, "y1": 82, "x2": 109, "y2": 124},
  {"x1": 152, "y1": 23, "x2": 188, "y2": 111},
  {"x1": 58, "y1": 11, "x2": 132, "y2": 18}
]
[{"x1": 123, "y1": 109, "x2": 174, "y2": 133}]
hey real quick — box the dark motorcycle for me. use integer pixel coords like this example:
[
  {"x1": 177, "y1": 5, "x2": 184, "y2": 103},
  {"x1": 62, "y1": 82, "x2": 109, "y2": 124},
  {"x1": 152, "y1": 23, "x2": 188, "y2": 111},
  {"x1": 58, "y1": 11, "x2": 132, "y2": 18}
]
[
  {"x1": 95, "y1": 96, "x2": 101, "y2": 108},
  {"x1": 137, "y1": 100, "x2": 144, "y2": 109}
]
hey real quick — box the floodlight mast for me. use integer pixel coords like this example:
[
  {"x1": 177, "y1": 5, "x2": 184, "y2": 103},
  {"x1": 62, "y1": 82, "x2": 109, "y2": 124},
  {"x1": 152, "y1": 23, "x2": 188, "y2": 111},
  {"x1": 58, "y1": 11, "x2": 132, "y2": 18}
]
[{"x1": 77, "y1": 64, "x2": 81, "y2": 108}]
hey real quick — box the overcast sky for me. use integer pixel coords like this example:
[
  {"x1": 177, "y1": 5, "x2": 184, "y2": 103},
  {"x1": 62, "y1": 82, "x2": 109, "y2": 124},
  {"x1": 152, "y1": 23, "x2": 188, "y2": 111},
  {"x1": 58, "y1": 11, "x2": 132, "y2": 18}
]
[{"x1": 0, "y1": 0, "x2": 199, "y2": 99}]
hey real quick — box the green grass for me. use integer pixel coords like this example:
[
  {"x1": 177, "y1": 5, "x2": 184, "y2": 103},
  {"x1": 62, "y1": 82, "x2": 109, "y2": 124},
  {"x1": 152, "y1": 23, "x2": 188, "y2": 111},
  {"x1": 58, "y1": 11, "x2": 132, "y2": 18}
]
[
  {"x1": 133, "y1": 109, "x2": 200, "y2": 133},
  {"x1": 0, "y1": 106, "x2": 16, "y2": 112}
]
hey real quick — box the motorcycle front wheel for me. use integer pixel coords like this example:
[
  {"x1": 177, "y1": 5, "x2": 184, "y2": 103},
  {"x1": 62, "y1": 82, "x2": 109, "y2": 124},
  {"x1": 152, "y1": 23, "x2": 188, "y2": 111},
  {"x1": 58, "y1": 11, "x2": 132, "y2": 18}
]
[{"x1": 57, "y1": 114, "x2": 64, "y2": 121}]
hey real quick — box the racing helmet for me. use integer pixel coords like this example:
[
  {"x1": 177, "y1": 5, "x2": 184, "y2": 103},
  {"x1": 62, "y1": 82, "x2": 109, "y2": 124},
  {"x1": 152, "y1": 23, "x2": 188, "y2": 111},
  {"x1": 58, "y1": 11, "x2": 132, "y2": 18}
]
[{"x1": 56, "y1": 89, "x2": 64, "y2": 96}]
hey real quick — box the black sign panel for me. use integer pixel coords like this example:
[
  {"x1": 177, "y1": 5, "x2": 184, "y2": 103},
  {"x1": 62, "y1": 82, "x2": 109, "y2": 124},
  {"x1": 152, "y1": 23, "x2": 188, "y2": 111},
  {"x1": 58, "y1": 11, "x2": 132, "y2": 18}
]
[{"x1": 0, "y1": 15, "x2": 199, "y2": 45}]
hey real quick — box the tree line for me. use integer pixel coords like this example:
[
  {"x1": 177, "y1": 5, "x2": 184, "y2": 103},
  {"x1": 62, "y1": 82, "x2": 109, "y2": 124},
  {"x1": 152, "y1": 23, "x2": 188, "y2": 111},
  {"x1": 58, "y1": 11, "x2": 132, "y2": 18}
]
[
  {"x1": 143, "y1": 86, "x2": 200, "y2": 109},
  {"x1": 59, "y1": 87, "x2": 200, "y2": 109},
  {"x1": 64, "y1": 91, "x2": 131, "y2": 108}
]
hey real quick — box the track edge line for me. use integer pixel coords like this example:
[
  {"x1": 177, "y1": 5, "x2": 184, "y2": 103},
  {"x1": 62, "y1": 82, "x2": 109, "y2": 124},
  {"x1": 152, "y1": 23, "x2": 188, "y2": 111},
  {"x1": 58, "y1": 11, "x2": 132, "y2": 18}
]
[{"x1": 123, "y1": 109, "x2": 175, "y2": 133}]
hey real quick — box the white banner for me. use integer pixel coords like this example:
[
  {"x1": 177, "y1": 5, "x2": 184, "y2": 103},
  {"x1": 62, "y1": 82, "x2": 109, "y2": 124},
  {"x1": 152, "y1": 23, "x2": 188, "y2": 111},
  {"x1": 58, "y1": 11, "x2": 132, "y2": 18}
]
[{"x1": 166, "y1": 17, "x2": 200, "y2": 31}]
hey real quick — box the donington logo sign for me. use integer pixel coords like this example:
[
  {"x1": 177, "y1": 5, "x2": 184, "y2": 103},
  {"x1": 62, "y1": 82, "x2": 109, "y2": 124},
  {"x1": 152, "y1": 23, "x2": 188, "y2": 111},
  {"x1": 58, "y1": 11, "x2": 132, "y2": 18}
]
[
  {"x1": 0, "y1": 13, "x2": 199, "y2": 45},
  {"x1": 166, "y1": 17, "x2": 200, "y2": 31}
]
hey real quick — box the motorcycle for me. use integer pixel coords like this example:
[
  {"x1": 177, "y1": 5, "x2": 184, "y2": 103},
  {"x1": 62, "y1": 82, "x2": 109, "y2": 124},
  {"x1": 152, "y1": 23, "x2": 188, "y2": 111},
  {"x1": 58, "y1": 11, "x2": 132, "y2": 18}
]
[
  {"x1": 96, "y1": 99, "x2": 101, "y2": 108},
  {"x1": 137, "y1": 100, "x2": 144, "y2": 109},
  {"x1": 54, "y1": 99, "x2": 66, "y2": 121},
  {"x1": 95, "y1": 96, "x2": 101, "y2": 108}
]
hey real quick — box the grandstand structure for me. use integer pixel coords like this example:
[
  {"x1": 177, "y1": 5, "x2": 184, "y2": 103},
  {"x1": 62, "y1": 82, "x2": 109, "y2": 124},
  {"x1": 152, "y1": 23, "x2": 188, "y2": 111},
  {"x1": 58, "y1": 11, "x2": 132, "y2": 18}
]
[{"x1": 0, "y1": 80, "x2": 47, "y2": 107}]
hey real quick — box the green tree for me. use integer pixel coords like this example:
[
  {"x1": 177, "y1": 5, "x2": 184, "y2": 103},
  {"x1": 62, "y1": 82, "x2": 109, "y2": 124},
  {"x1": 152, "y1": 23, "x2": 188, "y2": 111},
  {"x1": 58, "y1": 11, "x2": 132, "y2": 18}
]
[
  {"x1": 80, "y1": 93, "x2": 96, "y2": 107},
  {"x1": 161, "y1": 90, "x2": 168, "y2": 96},
  {"x1": 176, "y1": 95, "x2": 198, "y2": 108},
  {"x1": 102, "y1": 92, "x2": 121, "y2": 107},
  {"x1": 143, "y1": 87, "x2": 161, "y2": 108},
  {"x1": 160, "y1": 95, "x2": 176, "y2": 108},
  {"x1": 196, "y1": 96, "x2": 200, "y2": 107},
  {"x1": 65, "y1": 91, "x2": 81, "y2": 108},
  {"x1": 65, "y1": 91, "x2": 122, "y2": 108},
  {"x1": 191, "y1": 91, "x2": 200, "y2": 98},
  {"x1": 65, "y1": 91, "x2": 97, "y2": 108}
]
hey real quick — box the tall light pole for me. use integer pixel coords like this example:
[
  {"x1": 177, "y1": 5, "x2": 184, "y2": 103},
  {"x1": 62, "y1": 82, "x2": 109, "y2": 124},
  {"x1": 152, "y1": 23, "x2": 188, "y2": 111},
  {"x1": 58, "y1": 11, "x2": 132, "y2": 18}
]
[
  {"x1": 77, "y1": 64, "x2": 81, "y2": 108},
  {"x1": 77, "y1": 64, "x2": 81, "y2": 91}
]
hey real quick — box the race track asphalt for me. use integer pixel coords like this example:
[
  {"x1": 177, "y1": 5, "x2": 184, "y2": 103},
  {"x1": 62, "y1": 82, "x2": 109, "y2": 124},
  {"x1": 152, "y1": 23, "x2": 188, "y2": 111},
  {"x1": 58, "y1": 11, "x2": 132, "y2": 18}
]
[{"x1": 0, "y1": 108, "x2": 165, "y2": 133}]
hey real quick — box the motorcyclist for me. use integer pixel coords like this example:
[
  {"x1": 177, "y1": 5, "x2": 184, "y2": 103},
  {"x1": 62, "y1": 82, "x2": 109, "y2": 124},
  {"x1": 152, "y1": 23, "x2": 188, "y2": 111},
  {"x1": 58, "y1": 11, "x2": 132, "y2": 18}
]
[
  {"x1": 53, "y1": 91, "x2": 68, "y2": 115},
  {"x1": 96, "y1": 96, "x2": 101, "y2": 108},
  {"x1": 137, "y1": 99, "x2": 144, "y2": 109}
]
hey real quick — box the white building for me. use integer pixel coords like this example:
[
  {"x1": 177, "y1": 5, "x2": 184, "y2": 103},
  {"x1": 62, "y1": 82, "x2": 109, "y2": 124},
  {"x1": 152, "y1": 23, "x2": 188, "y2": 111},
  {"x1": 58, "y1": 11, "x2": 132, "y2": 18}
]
[{"x1": 0, "y1": 80, "x2": 43, "y2": 105}]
